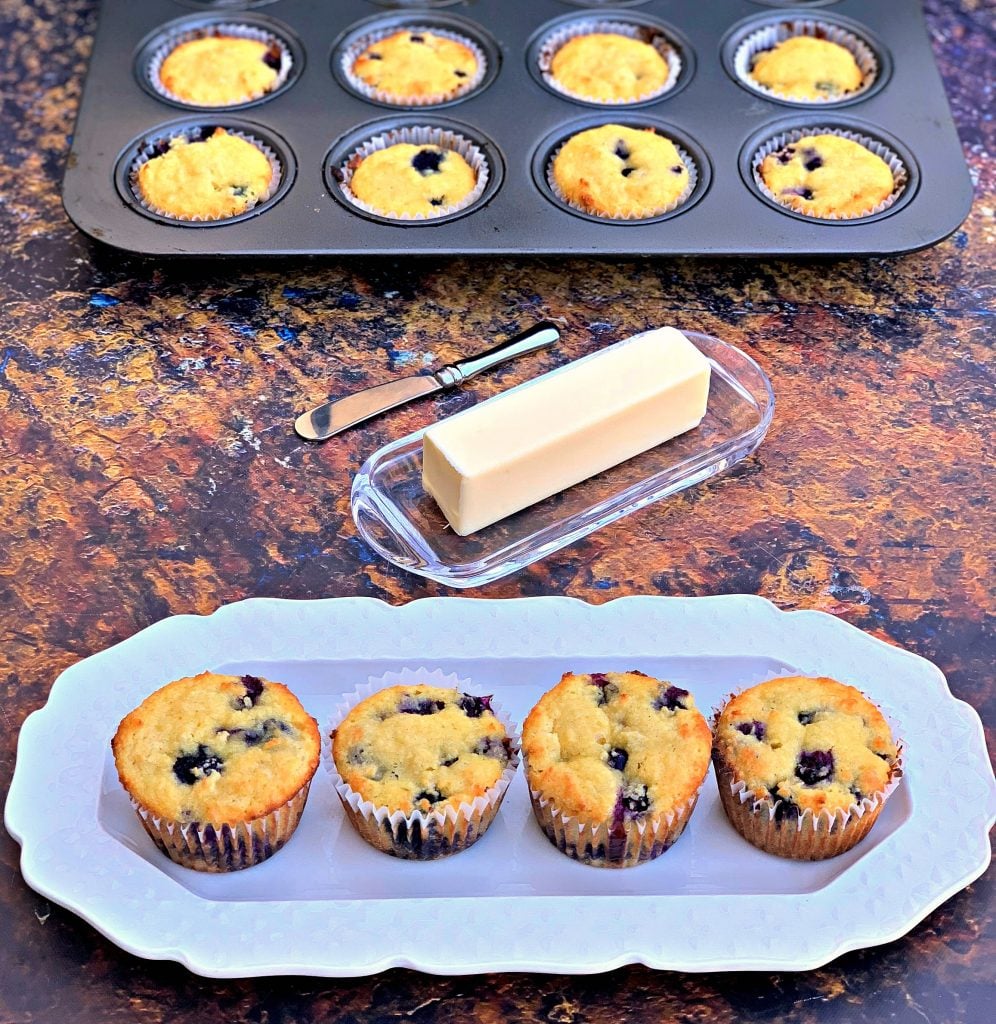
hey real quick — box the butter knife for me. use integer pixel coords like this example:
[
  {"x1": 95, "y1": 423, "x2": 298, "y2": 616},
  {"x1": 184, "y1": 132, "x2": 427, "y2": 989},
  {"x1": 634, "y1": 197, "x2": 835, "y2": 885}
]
[{"x1": 294, "y1": 320, "x2": 560, "y2": 441}]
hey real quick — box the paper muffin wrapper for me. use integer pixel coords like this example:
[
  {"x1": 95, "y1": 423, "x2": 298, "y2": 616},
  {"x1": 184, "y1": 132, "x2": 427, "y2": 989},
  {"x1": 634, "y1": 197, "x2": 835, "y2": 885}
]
[
  {"x1": 734, "y1": 19, "x2": 878, "y2": 105},
  {"x1": 547, "y1": 130, "x2": 697, "y2": 220},
  {"x1": 324, "y1": 667, "x2": 521, "y2": 860},
  {"x1": 130, "y1": 778, "x2": 313, "y2": 872},
  {"x1": 129, "y1": 125, "x2": 282, "y2": 223},
  {"x1": 538, "y1": 18, "x2": 682, "y2": 105},
  {"x1": 751, "y1": 125, "x2": 908, "y2": 221},
  {"x1": 335, "y1": 125, "x2": 490, "y2": 222},
  {"x1": 526, "y1": 777, "x2": 702, "y2": 869},
  {"x1": 147, "y1": 21, "x2": 294, "y2": 108},
  {"x1": 710, "y1": 691, "x2": 904, "y2": 860},
  {"x1": 340, "y1": 24, "x2": 487, "y2": 107}
]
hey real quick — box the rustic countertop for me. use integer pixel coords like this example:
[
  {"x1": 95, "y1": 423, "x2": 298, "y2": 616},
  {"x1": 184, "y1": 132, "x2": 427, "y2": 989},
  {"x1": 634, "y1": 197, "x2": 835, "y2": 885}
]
[{"x1": 1, "y1": 0, "x2": 992, "y2": 1020}]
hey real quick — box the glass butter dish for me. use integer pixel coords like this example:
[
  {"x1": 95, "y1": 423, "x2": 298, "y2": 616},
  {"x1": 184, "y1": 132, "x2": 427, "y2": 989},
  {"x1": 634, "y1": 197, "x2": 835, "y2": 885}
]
[{"x1": 351, "y1": 331, "x2": 774, "y2": 588}]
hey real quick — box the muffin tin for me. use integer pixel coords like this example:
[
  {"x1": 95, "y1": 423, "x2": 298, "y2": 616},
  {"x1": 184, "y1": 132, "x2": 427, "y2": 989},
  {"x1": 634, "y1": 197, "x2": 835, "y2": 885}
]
[{"x1": 62, "y1": 0, "x2": 972, "y2": 256}]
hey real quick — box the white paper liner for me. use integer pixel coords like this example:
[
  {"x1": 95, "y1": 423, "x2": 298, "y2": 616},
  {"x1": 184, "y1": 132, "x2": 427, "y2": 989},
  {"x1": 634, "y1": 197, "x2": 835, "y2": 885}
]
[
  {"x1": 324, "y1": 667, "x2": 521, "y2": 860},
  {"x1": 340, "y1": 25, "x2": 487, "y2": 107},
  {"x1": 147, "y1": 22, "x2": 294, "y2": 108},
  {"x1": 734, "y1": 19, "x2": 878, "y2": 105},
  {"x1": 711, "y1": 687, "x2": 905, "y2": 859},
  {"x1": 547, "y1": 128, "x2": 697, "y2": 220},
  {"x1": 538, "y1": 19, "x2": 682, "y2": 105},
  {"x1": 128, "y1": 125, "x2": 282, "y2": 223},
  {"x1": 130, "y1": 778, "x2": 313, "y2": 872},
  {"x1": 527, "y1": 783, "x2": 701, "y2": 869},
  {"x1": 335, "y1": 124, "x2": 490, "y2": 222},
  {"x1": 751, "y1": 125, "x2": 908, "y2": 221}
]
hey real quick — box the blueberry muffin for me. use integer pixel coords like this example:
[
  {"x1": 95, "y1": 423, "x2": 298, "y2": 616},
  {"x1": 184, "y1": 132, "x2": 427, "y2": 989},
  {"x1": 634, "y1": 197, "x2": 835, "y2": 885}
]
[
  {"x1": 346, "y1": 142, "x2": 478, "y2": 218},
  {"x1": 112, "y1": 672, "x2": 321, "y2": 871},
  {"x1": 522, "y1": 671, "x2": 712, "y2": 868},
  {"x1": 750, "y1": 36, "x2": 863, "y2": 102},
  {"x1": 549, "y1": 32, "x2": 671, "y2": 103},
  {"x1": 551, "y1": 124, "x2": 690, "y2": 219},
  {"x1": 712, "y1": 676, "x2": 901, "y2": 860},
  {"x1": 135, "y1": 127, "x2": 274, "y2": 220},
  {"x1": 158, "y1": 35, "x2": 283, "y2": 106},
  {"x1": 350, "y1": 30, "x2": 479, "y2": 104},
  {"x1": 330, "y1": 683, "x2": 518, "y2": 859},
  {"x1": 758, "y1": 133, "x2": 895, "y2": 218}
]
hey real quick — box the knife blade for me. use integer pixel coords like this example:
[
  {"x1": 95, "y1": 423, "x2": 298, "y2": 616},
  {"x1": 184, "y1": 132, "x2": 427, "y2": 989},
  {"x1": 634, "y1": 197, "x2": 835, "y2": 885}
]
[{"x1": 294, "y1": 320, "x2": 560, "y2": 441}]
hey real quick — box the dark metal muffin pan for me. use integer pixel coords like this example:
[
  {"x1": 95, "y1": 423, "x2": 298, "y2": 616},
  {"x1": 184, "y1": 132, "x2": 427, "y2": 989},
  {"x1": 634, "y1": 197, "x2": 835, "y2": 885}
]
[{"x1": 62, "y1": 0, "x2": 973, "y2": 257}]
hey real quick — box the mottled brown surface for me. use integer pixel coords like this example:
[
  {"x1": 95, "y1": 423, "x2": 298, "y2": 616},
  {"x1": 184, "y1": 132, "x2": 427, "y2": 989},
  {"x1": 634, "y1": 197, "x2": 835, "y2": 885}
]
[{"x1": 0, "y1": 0, "x2": 993, "y2": 1021}]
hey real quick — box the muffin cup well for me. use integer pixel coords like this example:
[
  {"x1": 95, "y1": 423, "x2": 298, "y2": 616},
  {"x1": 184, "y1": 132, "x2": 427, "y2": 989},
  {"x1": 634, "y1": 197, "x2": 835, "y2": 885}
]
[
  {"x1": 732, "y1": 18, "x2": 880, "y2": 105},
  {"x1": 339, "y1": 24, "x2": 488, "y2": 107},
  {"x1": 527, "y1": 785, "x2": 701, "y2": 869},
  {"x1": 130, "y1": 778, "x2": 314, "y2": 872},
  {"x1": 334, "y1": 124, "x2": 491, "y2": 222},
  {"x1": 546, "y1": 128, "x2": 698, "y2": 221},
  {"x1": 537, "y1": 17, "x2": 682, "y2": 106},
  {"x1": 751, "y1": 124, "x2": 909, "y2": 221},
  {"x1": 712, "y1": 746, "x2": 903, "y2": 860},
  {"x1": 126, "y1": 123, "x2": 283, "y2": 224},
  {"x1": 325, "y1": 668, "x2": 520, "y2": 861},
  {"x1": 145, "y1": 20, "x2": 295, "y2": 109}
]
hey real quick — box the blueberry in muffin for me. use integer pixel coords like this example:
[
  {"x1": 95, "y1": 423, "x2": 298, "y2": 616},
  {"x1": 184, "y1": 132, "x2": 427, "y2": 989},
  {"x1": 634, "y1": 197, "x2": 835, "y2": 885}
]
[
  {"x1": 330, "y1": 682, "x2": 518, "y2": 859},
  {"x1": 522, "y1": 670, "x2": 712, "y2": 868},
  {"x1": 112, "y1": 671, "x2": 321, "y2": 871},
  {"x1": 712, "y1": 675, "x2": 901, "y2": 859}
]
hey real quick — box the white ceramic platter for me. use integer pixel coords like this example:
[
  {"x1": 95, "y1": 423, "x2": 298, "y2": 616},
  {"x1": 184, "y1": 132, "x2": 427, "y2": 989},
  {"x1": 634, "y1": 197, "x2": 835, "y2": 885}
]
[{"x1": 6, "y1": 596, "x2": 993, "y2": 977}]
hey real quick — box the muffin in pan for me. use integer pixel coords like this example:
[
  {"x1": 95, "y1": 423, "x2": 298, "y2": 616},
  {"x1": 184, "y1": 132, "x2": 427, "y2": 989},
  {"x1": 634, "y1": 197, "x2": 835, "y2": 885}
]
[
  {"x1": 750, "y1": 36, "x2": 863, "y2": 102},
  {"x1": 712, "y1": 675, "x2": 902, "y2": 860},
  {"x1": 156, "y1": 33, "x2": 287, "y2": 107},
  {"x1": 549, "y1": 123, "x2": 693, "y2": 219},
  {"x1": 133, "y1": 126, "x2": 276, "y2": 221},
  {"x1": 549, "y1": 31, "x2": 672, "y2": 104},
  {"x1": 348, "y1": 28, "x2": 483, "y2": 105},
  {"x1": 328, "y1": 673, "x2": 519, "y2": 860},
  {"x1": 756, "y1": 132, "x2": 897, "y2": 219},
  {"x1": 522, "y1": 670, "x2": 712, "y2": 868},
  {"x1": 112, "y1": 671, "x2": 321, "y2": 871}
]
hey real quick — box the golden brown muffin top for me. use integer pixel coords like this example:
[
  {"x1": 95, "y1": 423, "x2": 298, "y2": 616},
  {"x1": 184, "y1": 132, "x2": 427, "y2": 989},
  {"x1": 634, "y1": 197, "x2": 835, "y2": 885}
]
[
  {"x1": 523, "y1": 671, "x2": 712, "y2": 823},
  {"x1": 549, "y1": 33, "x2": 670, "y2": 103},
  {"x1": 759, "y1": 133, "x2": 895, "y2": 218},
  {"x1": 551, "y1": 124, "x2": 689, "y2": 218},
  {"x1": 332, "y1": 684, "x2": 513, "y2": 815},
  {"x1": 159, "y1": 36, "x2": 281, "y2": 106},
  {"x1": 136, "y1": 127, "x2": 274, "y2": 220},
  {"x1": 351, "y1": 30, "x2": 479, "y2": 101},
  {"x1": 112, "y1": 672, "x2": 320, "y2": 824},
  {"x1": 348, "y1": 142, "x2": 477, "y2": 217},
  {"x1": 750, "y1": 36, "x2": 863, "y2": 101},
  {"x1": 713, "y1": 675, "x2": 898, "y2": 817}
]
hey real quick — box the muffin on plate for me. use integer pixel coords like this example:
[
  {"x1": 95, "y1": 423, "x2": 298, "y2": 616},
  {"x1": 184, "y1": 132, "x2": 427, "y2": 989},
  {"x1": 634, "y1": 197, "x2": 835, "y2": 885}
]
[
  {"x1": 112, "y1": 671, "x2": 321, "y2": 871},
  {"x1": 550, "y1": 123, "x2": 691, "y2": 219},
  {"x1": 346, "y1": 140, "x2": 478, "y2": 218},
  {"x1": 158, "y1": 35, "x2": 283, "y2": 106},
  {"x1": 750, "y1": 36, "x2": 863, "y2": 102},
  {"x1": 522, "y1": 670, "x2": 712, "y2": 868},
  {"x1": 350, "y1": 29, "x2": 480, "y2": 105},
  {"x1": 757, "y1": 133, "x2": 896, "y2": 219},
  {"x1": 548, "y1": 32, "x2": 672, "y2": 103},
  {"x1": 712, "y1": 675, "x2": 902, "y2": 860},
  {"x1": 329, "y1": 676, "x2": 519, "y2": 859},
  {"x1": 134, "y1": 127, "x2": 275, "y2": 221}
]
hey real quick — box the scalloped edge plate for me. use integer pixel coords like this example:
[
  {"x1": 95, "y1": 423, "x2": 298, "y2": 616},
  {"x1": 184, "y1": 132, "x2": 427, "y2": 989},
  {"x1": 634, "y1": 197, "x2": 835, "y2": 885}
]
[{"x1": 6, "y1": 596, "x2": 993, "y2": 976}]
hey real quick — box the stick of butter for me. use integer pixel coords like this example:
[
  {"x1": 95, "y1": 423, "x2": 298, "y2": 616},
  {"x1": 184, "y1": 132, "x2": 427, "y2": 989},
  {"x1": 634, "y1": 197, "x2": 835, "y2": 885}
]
[{"x1": 421, "y1": 326, "x2": 711, "y2": 536}]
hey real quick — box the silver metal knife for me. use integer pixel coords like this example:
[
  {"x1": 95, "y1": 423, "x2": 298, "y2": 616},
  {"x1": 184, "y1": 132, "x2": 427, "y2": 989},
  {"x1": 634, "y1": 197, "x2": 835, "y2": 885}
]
[{"x1": 294, "y1": 320, "x2": 561, "y2": 441}]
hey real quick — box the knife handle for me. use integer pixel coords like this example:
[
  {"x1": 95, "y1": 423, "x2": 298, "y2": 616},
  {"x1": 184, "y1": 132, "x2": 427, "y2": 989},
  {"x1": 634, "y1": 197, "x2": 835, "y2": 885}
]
[{"x1": 435, "y1": 320, "x2": 560, "y2": 387}]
